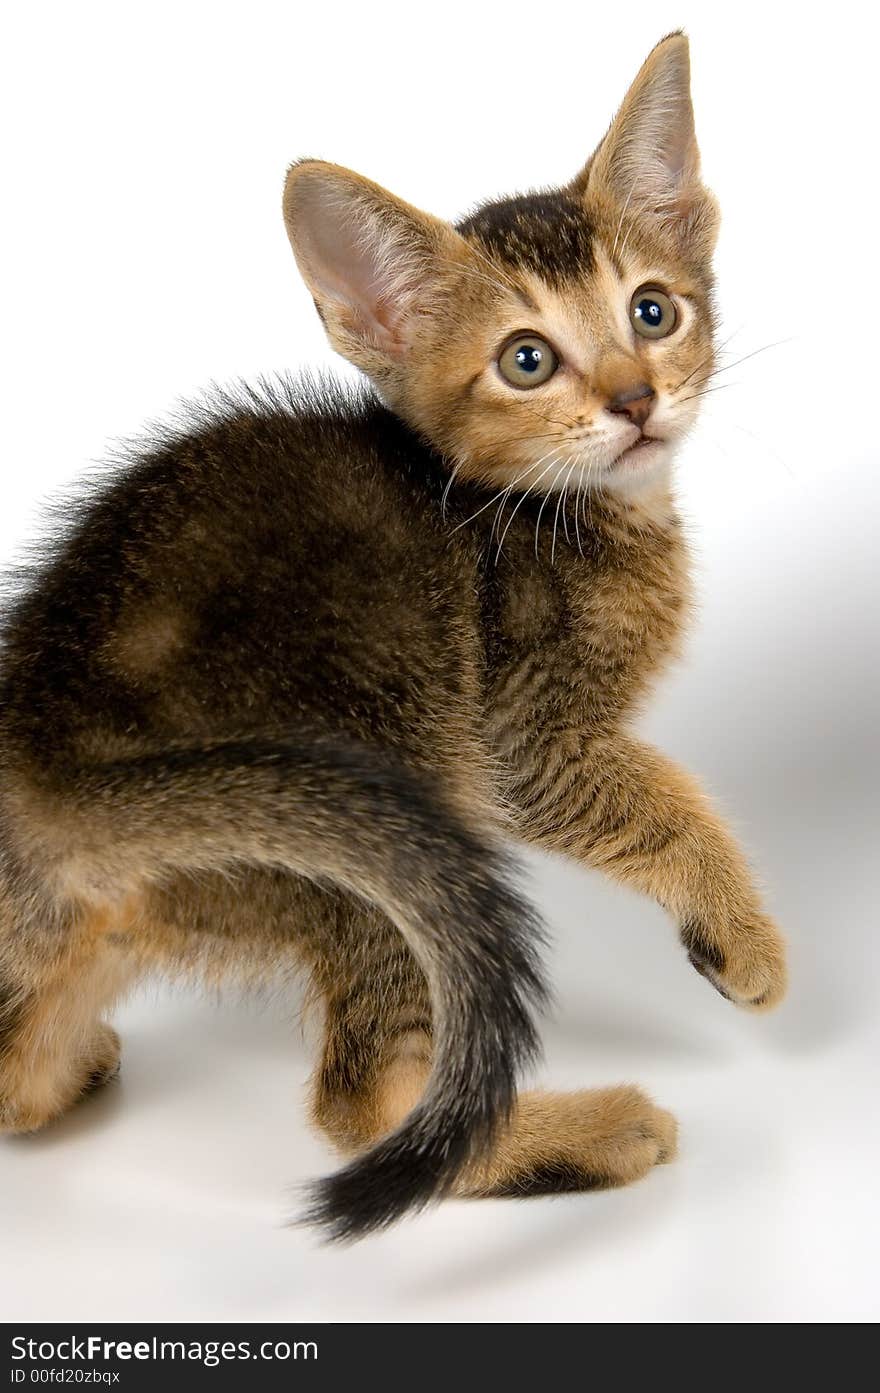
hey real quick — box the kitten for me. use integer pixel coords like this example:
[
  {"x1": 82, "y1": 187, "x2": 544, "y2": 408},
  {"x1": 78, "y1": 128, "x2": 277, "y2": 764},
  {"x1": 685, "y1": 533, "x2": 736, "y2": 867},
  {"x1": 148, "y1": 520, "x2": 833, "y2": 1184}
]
[{"x1": 0, "y1": 32, "x2": 786, "y2": 1240}]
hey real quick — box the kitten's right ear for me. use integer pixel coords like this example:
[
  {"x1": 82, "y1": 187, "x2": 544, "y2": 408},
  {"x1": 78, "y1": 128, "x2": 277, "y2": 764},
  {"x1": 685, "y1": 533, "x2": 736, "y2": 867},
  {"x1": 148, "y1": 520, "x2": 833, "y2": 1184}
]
[{"x1": 283, "y1": 161, "x2": 464, "y2": 377}]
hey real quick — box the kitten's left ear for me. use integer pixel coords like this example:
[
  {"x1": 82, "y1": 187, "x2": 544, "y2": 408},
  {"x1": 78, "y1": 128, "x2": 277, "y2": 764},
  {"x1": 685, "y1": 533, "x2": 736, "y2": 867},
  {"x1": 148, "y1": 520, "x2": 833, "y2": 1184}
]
[{"x1": 574, "y1": 32, "x2": 719, "y2": 255}]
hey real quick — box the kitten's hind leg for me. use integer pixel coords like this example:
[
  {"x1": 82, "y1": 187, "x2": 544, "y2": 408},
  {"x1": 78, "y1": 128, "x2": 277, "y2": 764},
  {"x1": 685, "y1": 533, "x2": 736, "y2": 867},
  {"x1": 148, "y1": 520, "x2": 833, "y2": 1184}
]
[
  {"x1": 309, "y1": 900, "x2": 675, "y2": 1200},
  {"x1": 0, "y1": 886, "x2": 137, "y2": 1134},
  {"x1": 308, "y1": 899, "x2": 434, "y2": 1157}
]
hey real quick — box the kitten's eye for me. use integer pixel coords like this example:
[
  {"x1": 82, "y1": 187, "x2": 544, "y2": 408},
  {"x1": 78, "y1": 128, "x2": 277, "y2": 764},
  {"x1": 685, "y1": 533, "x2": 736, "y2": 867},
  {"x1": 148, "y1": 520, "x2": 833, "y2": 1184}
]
[
  {"x1": 497, "y1": 334, "x2": 559, "y2": 389},
  {"x1": 629, "y1": 286, "x2": 677, "y2": 340}
]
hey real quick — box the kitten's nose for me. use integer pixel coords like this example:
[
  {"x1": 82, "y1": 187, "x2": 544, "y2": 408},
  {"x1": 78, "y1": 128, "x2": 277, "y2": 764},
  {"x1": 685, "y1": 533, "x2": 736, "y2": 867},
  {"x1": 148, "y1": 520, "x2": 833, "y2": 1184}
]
[{"x1": 606, "y1": 382, "x2": 655, "y2": 429}]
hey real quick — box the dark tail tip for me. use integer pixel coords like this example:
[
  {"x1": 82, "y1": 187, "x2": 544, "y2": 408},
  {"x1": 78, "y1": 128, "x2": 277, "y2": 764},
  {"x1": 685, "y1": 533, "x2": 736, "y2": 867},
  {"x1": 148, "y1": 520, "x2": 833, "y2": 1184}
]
[{"x1": 298, "y1": 1113, "x2": 474, "y2": 1243}]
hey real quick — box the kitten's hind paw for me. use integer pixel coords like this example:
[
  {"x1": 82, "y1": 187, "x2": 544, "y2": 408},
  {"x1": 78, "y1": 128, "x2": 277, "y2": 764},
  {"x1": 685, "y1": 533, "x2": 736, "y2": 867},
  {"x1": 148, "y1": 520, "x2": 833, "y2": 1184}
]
[
  {"x1": 0, "y1": 1023, "x2": 122, "y2": 1135},
  {"x1": 82, "y1": 1024, "x2": 122, "y2": 1093},
  {"x1": 459, "y1": 1085, "x2": 678, "y2": 1198}
]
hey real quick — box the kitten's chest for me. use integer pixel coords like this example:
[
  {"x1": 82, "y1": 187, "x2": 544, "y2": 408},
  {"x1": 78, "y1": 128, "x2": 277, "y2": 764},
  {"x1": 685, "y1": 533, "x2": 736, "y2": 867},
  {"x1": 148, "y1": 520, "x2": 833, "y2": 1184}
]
[{"x1": 481, "y1": 521, "x2": 690, "y2": 757}]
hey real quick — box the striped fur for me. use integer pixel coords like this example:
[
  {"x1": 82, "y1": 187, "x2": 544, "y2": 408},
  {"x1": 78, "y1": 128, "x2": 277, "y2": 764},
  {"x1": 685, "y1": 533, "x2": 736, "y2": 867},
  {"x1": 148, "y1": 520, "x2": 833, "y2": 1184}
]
[{"x1": 0, "y1": 34, "x2": 785, "y2": 1238}]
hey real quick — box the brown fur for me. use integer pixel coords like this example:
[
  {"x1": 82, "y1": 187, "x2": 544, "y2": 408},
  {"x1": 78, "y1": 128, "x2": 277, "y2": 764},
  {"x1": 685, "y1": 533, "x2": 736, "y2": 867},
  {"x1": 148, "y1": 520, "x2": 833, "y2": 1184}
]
[{"x1": 0, "y1": 34, "x2": 786, "y2": 1236}]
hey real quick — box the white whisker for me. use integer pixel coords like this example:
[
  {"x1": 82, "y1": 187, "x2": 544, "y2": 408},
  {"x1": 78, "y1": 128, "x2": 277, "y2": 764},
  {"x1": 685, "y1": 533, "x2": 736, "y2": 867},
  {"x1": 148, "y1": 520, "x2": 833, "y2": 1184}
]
[
  {"x1": 449, "y1": 462, "x2": 539, "y2": 532},
  {"x1": 610, "y1": 177, "x2": 639, "y2": 262},
  {"x1": 533, "y1": 481, "x2": 555, "y2": 560},
  {"x1": 617, "y1": 193, "x2": 654, "y2": 264},
  {"x1": 494, "y1": 449, "x2": 565, "y2": 565},
  {"x1": 573, "y1": 464, "x2": 586, "y2": 557},
  {"x1": 462, "y1": 238, "x2": 521, "y2": 295},
  {"x1": 489, "y1": 485, "x2": 515, "y2": 546},
  {"x1": 440, "y1": 463, "x2": 461, "y2": 519},
  {"x1": 560, "y1": 458, "x2": 578, "y2": 546},
  {"x1": 730, "y1": 422, "x2": 802, "y2": 487},
  {"x1": 675, "y1": 324, "x2": 744, "y2": 392},
  {"x1": 551, "y1": 458, "x2": 574, "y2": 564},
  {"x1": 683, "y1": 337, "x2": 794, "y2": 393}
]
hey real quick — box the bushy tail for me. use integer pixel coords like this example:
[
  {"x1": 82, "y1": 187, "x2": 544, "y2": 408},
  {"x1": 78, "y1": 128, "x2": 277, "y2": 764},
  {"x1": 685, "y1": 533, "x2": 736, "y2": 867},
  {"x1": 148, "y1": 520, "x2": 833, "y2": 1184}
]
[{"x1": 45, "y1": 736, "x2": 548, "y2": 1240}]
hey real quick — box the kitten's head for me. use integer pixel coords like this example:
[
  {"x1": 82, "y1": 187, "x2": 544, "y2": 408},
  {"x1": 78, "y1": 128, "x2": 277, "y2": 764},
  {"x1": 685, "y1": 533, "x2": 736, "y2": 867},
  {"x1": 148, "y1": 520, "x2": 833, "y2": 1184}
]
[{"x1": 283, "y1": 32, "x2": 718, "y2": 502}]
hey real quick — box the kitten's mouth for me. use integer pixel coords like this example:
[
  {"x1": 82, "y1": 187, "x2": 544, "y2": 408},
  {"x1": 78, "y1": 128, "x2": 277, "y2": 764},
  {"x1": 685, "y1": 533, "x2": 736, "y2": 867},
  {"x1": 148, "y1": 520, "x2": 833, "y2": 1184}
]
[{"x1": 612, "y1": 433, "x2": 666, "y2": 468}]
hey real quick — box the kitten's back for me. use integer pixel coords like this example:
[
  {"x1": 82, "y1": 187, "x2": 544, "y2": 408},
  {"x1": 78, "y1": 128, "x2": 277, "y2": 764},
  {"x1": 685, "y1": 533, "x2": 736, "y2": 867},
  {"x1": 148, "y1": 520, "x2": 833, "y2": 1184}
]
[{"x1": 0, "y1": 377, "x2": 481, "y2": 771}]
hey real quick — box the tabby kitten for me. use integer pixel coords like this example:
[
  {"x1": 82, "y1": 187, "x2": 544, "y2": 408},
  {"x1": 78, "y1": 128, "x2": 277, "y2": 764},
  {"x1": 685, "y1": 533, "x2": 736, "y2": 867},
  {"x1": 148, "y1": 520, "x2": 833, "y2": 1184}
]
[{"x1": 0, "y1": 32, "x2": 786, "y2": 1240}]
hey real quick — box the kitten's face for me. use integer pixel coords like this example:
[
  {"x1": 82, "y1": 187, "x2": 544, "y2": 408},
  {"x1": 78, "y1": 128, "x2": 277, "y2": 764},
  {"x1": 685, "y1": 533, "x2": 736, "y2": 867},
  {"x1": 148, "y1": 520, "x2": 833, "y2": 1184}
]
[
  {"x1": 285, "y1": 33, "x2": 718, "y2": 505},
  {"x1": 392, "y1": 190, "x2": 716, "y2": 499}
]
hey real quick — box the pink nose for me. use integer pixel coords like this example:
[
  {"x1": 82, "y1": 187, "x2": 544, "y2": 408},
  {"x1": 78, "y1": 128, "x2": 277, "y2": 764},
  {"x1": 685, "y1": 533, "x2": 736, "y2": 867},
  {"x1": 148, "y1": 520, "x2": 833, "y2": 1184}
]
[{"x1": 606, "y1": 382, "x2": 655, "y2": 429}]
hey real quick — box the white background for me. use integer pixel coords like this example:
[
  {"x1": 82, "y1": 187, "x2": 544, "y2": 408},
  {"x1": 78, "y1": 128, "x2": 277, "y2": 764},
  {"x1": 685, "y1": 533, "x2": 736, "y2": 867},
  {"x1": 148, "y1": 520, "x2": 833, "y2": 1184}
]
[{"x1": 1, "y1": 0, "x2": 878, "y2": 1323}]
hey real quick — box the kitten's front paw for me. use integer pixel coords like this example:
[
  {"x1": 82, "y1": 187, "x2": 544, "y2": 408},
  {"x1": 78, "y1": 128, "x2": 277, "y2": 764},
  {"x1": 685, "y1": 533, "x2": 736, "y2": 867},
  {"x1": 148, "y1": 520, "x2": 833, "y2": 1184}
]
[{"x1": 681, "y1": 913, "x2": 787, "y2": 1010}]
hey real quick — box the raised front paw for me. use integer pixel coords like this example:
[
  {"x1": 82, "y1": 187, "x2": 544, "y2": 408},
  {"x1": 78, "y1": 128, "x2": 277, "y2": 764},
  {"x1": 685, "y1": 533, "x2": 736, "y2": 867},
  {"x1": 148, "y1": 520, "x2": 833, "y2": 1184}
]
[{"x1": 681, "y1": 913, "x2": 787, "y2": 1010}]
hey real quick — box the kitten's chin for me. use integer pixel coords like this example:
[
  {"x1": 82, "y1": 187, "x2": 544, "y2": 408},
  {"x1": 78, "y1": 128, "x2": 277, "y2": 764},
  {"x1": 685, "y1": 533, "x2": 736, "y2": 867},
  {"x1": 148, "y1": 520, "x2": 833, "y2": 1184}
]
[{"x1": 600, "y1": 440, "x2": 675, "y2": 499}]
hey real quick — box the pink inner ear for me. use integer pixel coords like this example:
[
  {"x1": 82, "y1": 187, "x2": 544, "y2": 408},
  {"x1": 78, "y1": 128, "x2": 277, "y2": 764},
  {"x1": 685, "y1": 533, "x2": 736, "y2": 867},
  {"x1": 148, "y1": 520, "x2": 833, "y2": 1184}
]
[{"x1": 296, "y1": 178, "x2": 406, "y2": 347}]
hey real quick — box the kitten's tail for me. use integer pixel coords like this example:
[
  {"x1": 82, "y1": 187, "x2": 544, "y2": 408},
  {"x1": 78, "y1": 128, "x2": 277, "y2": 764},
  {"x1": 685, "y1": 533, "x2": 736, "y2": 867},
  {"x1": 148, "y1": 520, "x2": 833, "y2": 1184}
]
[{"x1": 41, "y1": 736, "x2": 547, "y2": 1240}]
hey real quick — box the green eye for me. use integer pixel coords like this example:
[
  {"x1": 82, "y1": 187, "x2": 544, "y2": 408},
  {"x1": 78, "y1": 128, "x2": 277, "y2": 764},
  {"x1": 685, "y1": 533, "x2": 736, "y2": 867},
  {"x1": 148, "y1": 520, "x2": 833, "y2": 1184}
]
[
  {"x1": 630, "y1": 286, "x2": 677, "y2": 340},
  {"x1": 497, "y1": 334, "x2": 559, "y2": 388}
]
